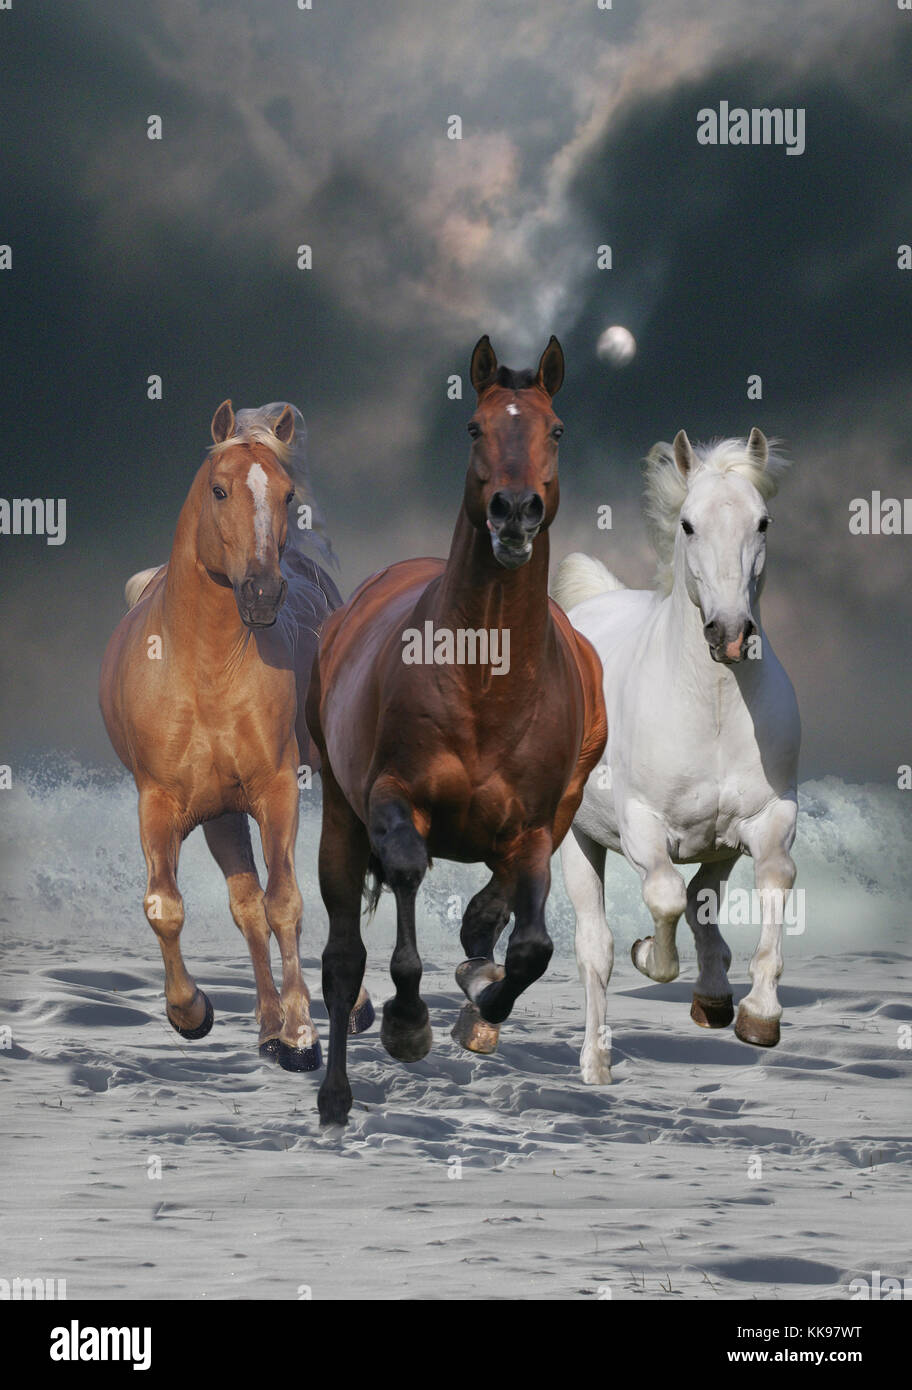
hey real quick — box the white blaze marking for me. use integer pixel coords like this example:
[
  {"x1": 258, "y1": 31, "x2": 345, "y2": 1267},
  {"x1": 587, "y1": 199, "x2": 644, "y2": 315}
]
[
  {"x1": 247, "y1": 462, "x2": 271, "y2": 561},
  {"x1": 506, "y1": 403, "x2": 520, "y2": 416}
]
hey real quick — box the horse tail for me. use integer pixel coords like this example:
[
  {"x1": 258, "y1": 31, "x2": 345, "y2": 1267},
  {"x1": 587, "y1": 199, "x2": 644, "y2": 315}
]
[
  {"x1": 363, "y1": 853, "x2": 385, "y2": 919},
  {"x1": 124, "y1": 565, "x2": 165, "y2": 610},
  {"x1": 552, "y1": 553, "x2": 626, "y2": 613}
]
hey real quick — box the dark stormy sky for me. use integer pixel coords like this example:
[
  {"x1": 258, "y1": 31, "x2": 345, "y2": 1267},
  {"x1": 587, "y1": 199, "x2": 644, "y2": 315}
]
[{"x1": 1, "y1": 0, "x2": 910, "y2": 780}]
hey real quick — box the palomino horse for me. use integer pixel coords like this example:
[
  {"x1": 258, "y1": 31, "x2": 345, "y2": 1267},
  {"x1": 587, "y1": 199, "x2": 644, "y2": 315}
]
[
  {"x1": 306, "y1": 337, "x2": 607, "y2": 1124},
  {"x1": 553, "y1": 429, "x2": 800, "y2": 1084},
  {"x1": 100, "y1": 401, "x2": 373, "y2": 1069}
]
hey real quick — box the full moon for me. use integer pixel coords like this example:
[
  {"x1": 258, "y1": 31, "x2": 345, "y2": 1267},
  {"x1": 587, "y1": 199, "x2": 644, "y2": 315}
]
[{"x1": 596, "y1": 325, "x2": 637, "y2": 366}]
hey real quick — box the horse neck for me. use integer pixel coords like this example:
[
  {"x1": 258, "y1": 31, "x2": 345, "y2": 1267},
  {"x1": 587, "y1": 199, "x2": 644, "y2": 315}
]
[
  {"x1": 161, "y1": 467, "x2": 248, "y2": 657},
  {"x1": 434, "y1": 506, "x2": 552, "y2": 666}
]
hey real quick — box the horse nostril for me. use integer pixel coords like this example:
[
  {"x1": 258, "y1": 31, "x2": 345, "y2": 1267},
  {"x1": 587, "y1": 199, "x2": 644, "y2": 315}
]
[
  {"x1": 520, "y1": 492, "x2": 545, "y2": 528},
  {"x1": 704, "y1": 618, "x2": 723, "y2": 645},
  {"x1": 743, "y1": 619, "x2": 755, "y2": 644},
  {"x1": 487, "y1": 492, "x2": 512, "y2": 525}
]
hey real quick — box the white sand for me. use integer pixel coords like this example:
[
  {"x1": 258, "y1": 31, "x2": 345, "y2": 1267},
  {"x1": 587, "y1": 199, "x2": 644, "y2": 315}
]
[{"x1": 1, "y1": 769, "x2": 909, "y2": 1300}]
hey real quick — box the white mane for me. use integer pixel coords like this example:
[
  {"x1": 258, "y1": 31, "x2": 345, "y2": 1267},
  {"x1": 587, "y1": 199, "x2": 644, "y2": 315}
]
[
  {"x1": 210, "y1": 402, "x2": 336, "y2": 568},
  {"x1": 643, "y1": 435, "x2": 789, "y2": 593}
]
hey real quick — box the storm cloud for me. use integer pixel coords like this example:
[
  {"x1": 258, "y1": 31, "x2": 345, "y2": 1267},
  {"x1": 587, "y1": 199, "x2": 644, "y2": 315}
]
[{"x1": 1, "y1": 0, "x2": 910, "y2": 780}]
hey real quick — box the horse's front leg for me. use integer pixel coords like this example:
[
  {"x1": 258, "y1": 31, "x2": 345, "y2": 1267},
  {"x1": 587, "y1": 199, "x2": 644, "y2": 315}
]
[
  {"x1": 253, "y1": 766, "x2": 320, "y2": 1071},
  {"x1": 561, "y1": 825, "x2": 613, "y2": 1084},
  {"x1": 737, "y1": 800, "x2": 798, "y2": 1047},
  {"x1": 317, "y1": 761, "x2": 371, "y2": 1126},
  {"x1": 451, "y1": 872, "x2": 513, "y2": 1055},
  {"x1": 624, "y1": 805, "x2": 686, "y2": 984},
  {"x1": 203, "y1": 812, "x2": 284, "y2": 1058},
  {"x1": 461, "y1": 829, "x2": 554, "y2": 1027},
  {"x1": 138, "y1": 784, "x2": 213, "y2": 1038}
]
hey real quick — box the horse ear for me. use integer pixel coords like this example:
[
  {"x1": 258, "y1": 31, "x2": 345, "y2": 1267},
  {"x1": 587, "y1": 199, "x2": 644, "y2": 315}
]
[
  {"x1": 536, "y1": 336, "x2": 564, "y2": 397},
  {"x1": 470, "y1": 336, "x2": 498, "y2": 396},
  {"x1": 673, "y1": 429, "x2": 695, "y2": 479},
  {"x1": 747, "y1": 427, "x2": 768, "y2": 468},
  {"x1": 273, "y1": 405, "x2": 295, "y2": 446},
  {"x1": 211, "y1": 400, "x2": 235, "y2": 445}
]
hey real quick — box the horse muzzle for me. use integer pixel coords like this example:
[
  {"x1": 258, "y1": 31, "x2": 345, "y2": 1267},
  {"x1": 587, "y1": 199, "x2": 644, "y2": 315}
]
[
  {"x1": 704, "y1": 615, "x2": 755, "y2": 664},
  {"x1": 235, "y1": 575, "x2": 288, "y2": 628},
  {"x1": 486, "y1": 489, "x2": 545, "y2": 570}
]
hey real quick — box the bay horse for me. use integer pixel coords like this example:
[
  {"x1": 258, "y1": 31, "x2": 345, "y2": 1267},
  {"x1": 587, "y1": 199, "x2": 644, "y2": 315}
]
[
  {"x1": 553, "y1": 429, "x2": 800, "y2": 1084},
  {"x1": 100, "y1": 401, "x2": 373, "y2": 1070},
  {"x1": 306, "y1": 337, "x2": 607, "y2": 1125}
]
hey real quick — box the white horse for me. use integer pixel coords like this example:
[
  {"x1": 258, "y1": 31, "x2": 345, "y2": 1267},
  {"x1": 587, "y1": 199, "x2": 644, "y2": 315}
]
[{"x1": 552, "y1": 428, "x2": 800, "y2": 1084}]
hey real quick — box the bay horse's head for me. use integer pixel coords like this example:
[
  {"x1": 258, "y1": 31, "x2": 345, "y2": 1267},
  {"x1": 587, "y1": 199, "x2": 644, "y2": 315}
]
[
  {"x1": 199, "y1": 400, "x2": 296, "y2": 628},
  {"x1": 464, "y1": 335, "x2": 565, "y2": 570}
]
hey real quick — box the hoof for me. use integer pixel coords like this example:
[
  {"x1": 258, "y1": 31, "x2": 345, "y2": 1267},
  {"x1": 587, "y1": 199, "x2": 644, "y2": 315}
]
[
  {"x1": 348, "y1": 994, "x2": 375, "y2": 1036},
  {"x1": 318, "y1": 1097, "x2": 351, "y2": 1127},
  {"x1": 455, "y1": 956, "x2": 504, "y2": 1004},
  {"x1": 580, "y1": 1046, "x2": 613, "y2": 1085},
  {"x1": 451, "y1": 1001, "x2": 500, "y2": 1055},
  {"x1": 691, "y1": 993, "x2": 735, "y2": 1029},
  {"x1": 735, "y1": 1006, "x2": 780, "y2": 1048},
  {"x1": 167, "y1": 989, "x2": 214, "y2": 1040},
  {"x1": 380, "y1": 1003, "x2": 433, "y2": 1062},
  {"x1": 631, "y1": 937, "x2": 651, "y2": 974},
  {"x1": 259, "y1": 1036, "x2": 282, "y2": 1063},
  {"x1": 277, "y1": 1039, "x2": 323, "y2": 1072}
]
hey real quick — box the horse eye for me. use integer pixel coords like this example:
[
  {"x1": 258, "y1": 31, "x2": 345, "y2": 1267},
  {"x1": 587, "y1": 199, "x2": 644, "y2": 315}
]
[
  {"x1": 213, "y1": 485, "x2": 227, "y2": 500},
  {"x1": 758, "y1": 516, "x2": 770, "y2": 533},
  {"x1": 286, "y1": 491, "x2": 295, "y2": 506},
  {"x1": 467, "y1": 422, "x2": 481, "y2": 439},
  {"x1": 551, "y1": 425, "x2": 564, "y2": 440},
  {"x1": 681, "y1": 519, "x2": 694, "y2": 535}
]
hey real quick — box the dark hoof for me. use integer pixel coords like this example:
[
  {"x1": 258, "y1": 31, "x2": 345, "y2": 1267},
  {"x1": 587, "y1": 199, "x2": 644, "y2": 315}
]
[
  {"x1": 277, "y1": 1039, "x2": 323, "y2": 1072},
  {"x1": 318, "y1": 1084, "x2": 352, "y2": 1127},
  {"x1": 451, "y1": 1001, "x2": 500, "y2": 1054},
  {"x1": 380, "y1": 1003, "x2": 433, "y2": 1062},
  {"x1": 167, "y1": 989, "x2": 214, "y2": 1040},
  {"x1": 348, "y1": 995, "x2": 375, "y2": 1035},
  {"x1": 691, "y1": 993, "x2": 734, "y2": 1029},
  {"x1": 735, "y1": 1006, "x2": 780, "y2": 1048},
  {"x1": 259, "y1": 1037, "x2": 282, "y2": 1063}
]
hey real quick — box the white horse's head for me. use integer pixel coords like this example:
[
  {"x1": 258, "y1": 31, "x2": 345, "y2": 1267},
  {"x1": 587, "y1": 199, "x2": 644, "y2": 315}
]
[{"x1": 645, "y1": 429, "x2": 789, "y2": 665}]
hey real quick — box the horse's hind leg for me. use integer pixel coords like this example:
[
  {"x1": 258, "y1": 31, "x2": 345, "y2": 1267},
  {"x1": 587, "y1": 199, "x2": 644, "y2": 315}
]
[
  {"x1": 686, "y1": 859, "x2": 736, "y2": 1029},
  {"x1": 139, "y1": 785, "x2": 213, "y2": 1039},
  {"x1": 451, "y1": 874, "x2": 512, "y2": 1055},
  {"x1": 317, "y1": 763, "x2": 371, "y2": 1126},
  {"x1": 562, "y1": 826, "x2": 614, "y2": 1084},
  {"x1": 369, "y1": 790, "x2": 432, "y2": 1064},
  {"x1": 203, "y1": 813, "x2": 284, "y2": 1059}
]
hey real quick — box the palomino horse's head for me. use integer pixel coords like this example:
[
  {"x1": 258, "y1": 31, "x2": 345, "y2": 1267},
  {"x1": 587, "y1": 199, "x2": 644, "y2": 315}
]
[
  {"x1": 673, "y1": 428, "x2": 774, "y2": 664},
  {"x1": 464, "y1": 335, "x2": 565, "y2": 570},
  {"x1": 199, "y1": 400, "x2": 296, "y2": 628}
]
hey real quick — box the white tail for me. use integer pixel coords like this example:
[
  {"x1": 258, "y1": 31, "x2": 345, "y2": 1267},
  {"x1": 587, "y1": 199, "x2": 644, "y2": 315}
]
[
  {"x1": 552, "y1": 553, "x2": 626, "y2": 613},
  {"x1": 125, "y1": 565, "x2": 165, "y2": 610}
]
